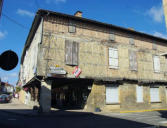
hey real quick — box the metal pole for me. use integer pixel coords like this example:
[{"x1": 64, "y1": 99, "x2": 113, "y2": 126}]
[{"x1": 0, "y1": 0, "x2": 3, "y2": 20}]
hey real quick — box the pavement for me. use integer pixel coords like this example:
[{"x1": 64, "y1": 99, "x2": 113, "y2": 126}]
[
  {"x1": 0, "y1": 99, "x2": 167, "y2": 127},
  {"x1": 97, "y1": 111, "x2": 167, "y2": 127},
  {"x1": 0, "y1": 98, "x2": 92, "y2": 117}
]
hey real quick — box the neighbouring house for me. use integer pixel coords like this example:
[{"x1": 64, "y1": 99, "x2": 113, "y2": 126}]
[
  {"x1": 18, "y1": 9, "x2": 167, "y2": 112},
  {"x1": 0, "y1": 81, "x2": 14, "y2": 94}
]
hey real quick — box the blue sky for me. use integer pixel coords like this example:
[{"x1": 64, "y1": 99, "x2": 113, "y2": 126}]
[{"x1": 0, "y1": 0, "x2": 166, "y2": 85}]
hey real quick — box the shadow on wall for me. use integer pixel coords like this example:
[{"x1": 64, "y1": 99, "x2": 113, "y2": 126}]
[{"x1": 0, "y1": 108, "x2": 159, "y2": 128}]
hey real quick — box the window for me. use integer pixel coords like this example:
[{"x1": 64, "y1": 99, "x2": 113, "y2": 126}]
[
  {"x1": 153, "y1": 56, "x2": 160, "y2": 73},
  {"x1": 129, "y1": 38, "x2": 134, "y2": 45},
  {"x1": 65, "y1": 40, "x2": 79, "y2": 65},
  {"x1": 150, "y1": 87, "x2": 160, "y2": 102},
  {"x1": 152, "y1": 43, "x2": 157, "y2": 50},
  {"x1": 106, "y1": 85, "x2": 119, "y2": 104},
  {"x1": 109, "y1": 33, "x2": 115, "y2": 41},
  {"x1": 129, "y1": 50, "x2": 137, "y2": 71},
  {"x1": 136, "y1": 85, "x2": 143, "y2": 103},
  {"x1": 109, "y1": 47, "x2": 118, "y2": 69},
  {"x1": 68, "y1": 20, "x2": 76, "y2": 33}
]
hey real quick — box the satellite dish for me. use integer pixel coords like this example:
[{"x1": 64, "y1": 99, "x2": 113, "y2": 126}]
[{"x1": 0, "y1": 50, "x2": 18, "y2": 71}]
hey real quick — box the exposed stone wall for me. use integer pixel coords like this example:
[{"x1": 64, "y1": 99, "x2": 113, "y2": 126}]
[
  {"x1": 38, "y1": 31, "x2": 167, "y2": 81},
  {"x1": 21, "y1": 20, "x2": 43, "y2": 84},
  {"x1": 85, "y1": 82, "x2": 167, "y2": 112},
  {"x1": 85, "y1": 83, "x2": 105, "y2": 111}
]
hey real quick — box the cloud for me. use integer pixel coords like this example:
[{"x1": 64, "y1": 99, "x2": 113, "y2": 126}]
[
  {"x1": 153, "y1": 31, "x2": 167, "y2": 39},
  {"x1": 46, "y1": 0, "x2": 66, "y2": 4},
  {"x1": 1, "y1": 76, "x2": 9, "y2": 81},
  {"x1": 147, "y1": 5, "x2": 164, "y2": 23},
  {"x1": 0, "y1": 72, "x2": 18, "y2": 85},
  {"x1": 16, "y1": 9, "x2": 35, "y2": 17},
  {"x1": 0, "y1": 31, "x2": 7, "y2": 39}
]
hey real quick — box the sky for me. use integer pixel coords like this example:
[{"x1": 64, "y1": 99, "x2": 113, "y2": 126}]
[{"x1": 0, "y1": 0, "x2": 167, "y2": 86}]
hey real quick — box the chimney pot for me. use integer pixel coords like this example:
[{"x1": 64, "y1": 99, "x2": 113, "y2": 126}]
[{"x1": 74, "y1": 11, "x2": 82, "y2": 17}]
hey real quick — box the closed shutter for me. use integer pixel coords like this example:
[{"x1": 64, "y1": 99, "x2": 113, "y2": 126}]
[
  {"x1": 109, "y1": 48, "x2": 118, "y2": 69},
  {"x1": 65, "y1": 40, "x2": 73, "y2": 65},
  {"x1": 129, "y1": 50, "x2": 137, "y2": 71},
  {"x1": 65, "y1": 40, "x2": 79, "y2": 65},
  {"x1": 150, "y1": 87, "x2": 160, "y2": 102},
  {"x1": 136, "y1": 86, "x2": 143, "y2": 102},
  {"x1": 72, "y1": 41, "x2": 79, "y2": 65},
  {"x1": 153, "y1": 56, "x2": 160, "y2": 72},
  {"x1": 106, "y1": 86, "x2": 119, "y2": 104}
]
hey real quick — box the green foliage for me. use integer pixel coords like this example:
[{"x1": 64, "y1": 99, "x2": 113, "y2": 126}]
[{"x1": 15, "y1": 86, "x2": 21, "y2": 93}]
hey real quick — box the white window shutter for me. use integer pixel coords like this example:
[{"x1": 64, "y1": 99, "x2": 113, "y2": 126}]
[
  {"x1": 136, "y1": 86, "x2": 143, "y2": 102},
  {"x1": 109, "y1": 48, "x2": 118, "y2": 69},
  {"x1": 150, "y1": 87, "x2": 160, "y2": 102},
  {"x1": 153, "y1": 56, "x2": 160, "y2": 72},
  {"x1": 129, "y1": 50, "x2": 137, "y2": 71},
  {"x1": 106, "y1": 86, "x2": 119, "y2": 104}
]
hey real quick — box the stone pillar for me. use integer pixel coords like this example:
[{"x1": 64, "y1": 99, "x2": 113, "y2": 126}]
[{"x1": 40, "y1": 80, "x2": 52, "y2": 113}]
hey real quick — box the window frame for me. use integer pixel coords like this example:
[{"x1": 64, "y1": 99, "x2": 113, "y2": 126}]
[
  {"x1": 105, "y1": 85, "x2": 119, "y2": 104},
  {"x1": 150, "y1": 87, "x2": 160, "y2": 103},
  {"x1": 108, "y1": 47, "x2": 119, "y2": 69},
  {"x1": 136, "y1": 85, "x2": 143, "y2": 103},
  {"x1": 153, "y1": 55, "x2": 160, "y2": 73}
]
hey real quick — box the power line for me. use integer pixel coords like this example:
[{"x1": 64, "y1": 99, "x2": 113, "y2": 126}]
[{"x1": 2, "y1": 13, "x2": 28, "y2": 30}]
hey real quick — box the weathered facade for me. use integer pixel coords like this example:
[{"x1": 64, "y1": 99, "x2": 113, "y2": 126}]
[{"x1": 18, "y1": 9, "x2": 167, "y2": 112}]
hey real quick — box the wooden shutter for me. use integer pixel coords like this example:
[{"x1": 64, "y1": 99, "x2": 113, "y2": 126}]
[
  {"x1": 153, "y1": 56, "x2": 160, "y2": 72},
  {"x1": 109, "y1": 47, "x2": 118, "y2": 69},
  {"x1": 150, "y1": 87, "x2": 160, "y2": 102},
  {"x1": 106, "y1": 85, "x2": 119, "y2": 104},
  {"x1": 65, "y1": 40, "x2": 73, "y2": 65},
  {"x1": 129, "y1": 50, "x2": 137, "y2": 71},
  {"x1": 72, "y1": 41, "x2": 79, "y2": 65},
  {"x1": 136, "y1": 86, "x2": 143, "y2": 102}
]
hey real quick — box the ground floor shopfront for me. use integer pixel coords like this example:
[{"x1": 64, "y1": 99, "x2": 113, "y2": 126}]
[{"x1": 19, "y1": 78, "x2": 167, "y2": 112}]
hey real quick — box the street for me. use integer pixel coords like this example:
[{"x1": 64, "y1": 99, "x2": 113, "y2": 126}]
[{"x1": 0, "y1": 110, "x2": 163, "y2": 128}]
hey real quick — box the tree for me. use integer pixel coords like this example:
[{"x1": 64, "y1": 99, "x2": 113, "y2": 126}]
[{"x1": 15, "y1": 86, "x2": 21, "y2": 93}]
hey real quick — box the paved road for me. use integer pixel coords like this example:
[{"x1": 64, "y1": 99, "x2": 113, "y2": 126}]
[
  {"x1": 0, "y1": 110, "x2": 157, "y2": 128},
  {"x1": 100, "y1": 111, "x2": 167, "y2": 127}
]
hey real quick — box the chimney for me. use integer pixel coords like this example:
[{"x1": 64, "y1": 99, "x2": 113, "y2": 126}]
[
  {"x1": 128, "y1": 27, "x2": 134, "y2": 31},
  {"x1": 74, "y1": 11, "x2": 82, "y2": 17}
]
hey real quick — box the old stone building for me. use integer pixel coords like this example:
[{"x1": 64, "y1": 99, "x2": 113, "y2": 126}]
[{"x1": 18, "y1": 9, "x2": 167, "y2": 112}]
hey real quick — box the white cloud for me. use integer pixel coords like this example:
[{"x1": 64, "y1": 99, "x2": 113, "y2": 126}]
[
  {"x1": 46, "y1": 0, "x2": 66, "y2": 4},
  {"x1": 0, "y1": 31, "x2": 7, "y2": 39},
  {"x1": 147, "y1": 5, "x2": 164, "y2": 23},
  {"x1": 153, "y1": 31, "x2": 167, "y2": 39},
  {"x1": 16, "y1": 9, "x2": 35, "y2": 17},
  {"x1": 9, "y1": 73, "x2": 18, "y2": 77},
  {"x1": 1, "y1": 76, "x2": 8, "y2": 81},
  {"x1": 0, "y1": 72, "x2": 18, "y2": 85}
]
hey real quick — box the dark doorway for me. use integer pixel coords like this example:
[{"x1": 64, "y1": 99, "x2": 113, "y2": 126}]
[{"x1": 51, "y1": 78, "x2": 93, "y2": 109}]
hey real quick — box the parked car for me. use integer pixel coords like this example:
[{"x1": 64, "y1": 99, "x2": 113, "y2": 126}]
[{"x1": 0, "y1": 94, "x2": 11, "y2": 103}]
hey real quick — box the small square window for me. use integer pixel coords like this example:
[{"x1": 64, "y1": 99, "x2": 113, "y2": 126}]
[
  {"x1": 109, "y1": 33, "x2": 115, "y2": 41},
  {"x1": 69, "y1": 25, "x2": 76, "y2": 33},
  {"x1": 129, "y1": 38, "x2": 134, "y2": 45}
]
